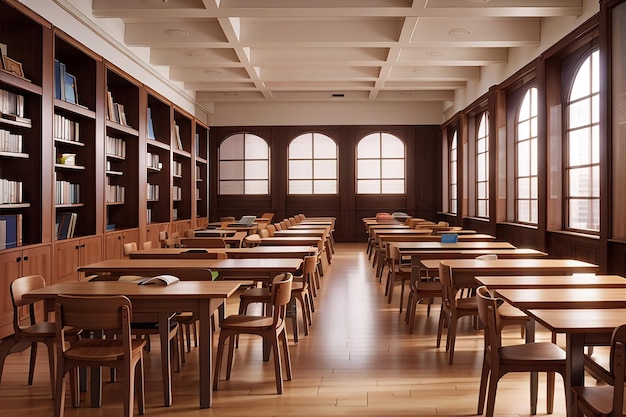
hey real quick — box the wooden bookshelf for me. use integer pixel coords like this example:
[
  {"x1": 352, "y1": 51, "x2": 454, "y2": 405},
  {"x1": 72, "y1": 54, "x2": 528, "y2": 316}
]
[
  {"x1": 145, "y1": 91, "x2": 171, "y2": 225},
  {"x1": 194, "y1": 121, "x2": 208, "y2": 222}
]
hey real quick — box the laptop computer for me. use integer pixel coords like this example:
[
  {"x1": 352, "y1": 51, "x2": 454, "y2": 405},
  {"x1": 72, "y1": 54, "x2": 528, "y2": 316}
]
[{"x1": 227, "y1": 215, "x2": 257, "y2": 227}]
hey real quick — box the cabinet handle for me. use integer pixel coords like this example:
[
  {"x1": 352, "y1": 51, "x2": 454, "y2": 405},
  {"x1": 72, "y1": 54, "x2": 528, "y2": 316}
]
[
  {"x1": 16, "y1": 256, "x2": 21, "y2": 262},
  {"x1": 81, "y1": 244, "x2": 85, "y2": 248},
  {"x1": 75, "y1": 245, "x2": 80, "y2": 249},
  {"x1": 23, "y1": 256, "x2": 28, "y2": 261}
]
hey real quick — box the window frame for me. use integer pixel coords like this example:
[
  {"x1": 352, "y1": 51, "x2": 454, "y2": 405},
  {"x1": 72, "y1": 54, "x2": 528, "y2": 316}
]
[
  {"x1": 217, "y1": 132, "x2": 270, "y2": 196},
  {"x1": 475, "y1": 112, "x2": 490, "y2": 218},
  {"x1": 514, "y1": 86, "x2": 539, "y2": 225},
  {"x1": 355, "y1": 132, "x2": 406, "y2": 195},
  {"x1": 287, "y1": 132, "x2": 339, "y2": 195}
]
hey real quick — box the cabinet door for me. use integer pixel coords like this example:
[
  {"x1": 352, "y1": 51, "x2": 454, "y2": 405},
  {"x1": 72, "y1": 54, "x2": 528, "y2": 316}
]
[
  {"x1": 21, "y1": 245, "x2": 52, "y2": 284},
  {"x1": 54, "y1": 239, "x2": 81, "y2": 284},
  {"x1": 78, "y1": 236, "x2": 102, "y2": 280},
  {"x1": 0, "y1": 250, "x2": 21, "y2": 339},
  {"x1": 105, "y1": 231, "x2": 124, "y2": 259},
  {"x1": 145, "y1": 223, "x2": 165, "y2": 248}
]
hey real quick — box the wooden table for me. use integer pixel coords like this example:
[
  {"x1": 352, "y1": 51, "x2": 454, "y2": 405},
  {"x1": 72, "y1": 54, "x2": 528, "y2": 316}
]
[
  {"x1": 130, "y1": 248, "x2": 228, "y2": 259},
  {"x1": 226, "y1": 245, "x2": 317, "y2": 259},
  {"x1": 476, "y1": 274, "x2": 626, "y2": 289},
  {"x1": 492, "y1": 285, "x2": 626, "y2": 417},
  {"x1": 259, "y1": 236, "x2": 322, "y2": 247},
  {"x1": 23, "y1": 280, "x2": 240, "y2": 408},
  {"x1": 421, "y1": 258, "x2": 599, "y2": 289},
  {"x1": 192, "y1": 229, "x2": 236, "y2": 237},
  {"x1": 79, "y1": 258, "x2": 303, "y2": 283},
  {"x1": 392, "y1": 241, "x2": 516, "y2": 251}
]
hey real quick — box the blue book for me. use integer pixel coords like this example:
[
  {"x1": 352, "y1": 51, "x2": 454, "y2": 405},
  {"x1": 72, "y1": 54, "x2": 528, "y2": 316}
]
[
  {"x1": 54, "y1": 60, "x2": 63, "y2": 100},
  {"x1": 0, "y1": 214, "x2": 20, "y2": 248},
  {"x1": 440, "y1": 233, "x2": 458, "y2": 243},
  {"x1": 64, "y1": 72, "x2": 76, "y2": 104},
  {"x1": 147, "y1": 107, "x2": 155, "y2": 139}
]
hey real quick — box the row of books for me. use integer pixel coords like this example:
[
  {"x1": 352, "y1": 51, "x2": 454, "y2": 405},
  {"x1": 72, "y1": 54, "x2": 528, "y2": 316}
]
[
  {"x1": 0, "y1": 89, "x2": 29, "y2": 126},
  {"x1": 147, "y1": 183, "x2": 160, "y2": 200},
  {"x1": 195, "y1": 165, "x2": 203, "y2": 179},
  {"x1": 147, "y1": 152, "x2": 160, "y2": 170},
  {"x1": 0, "y1": 178, "x2": 23, "y2": 204},
  {"x1": 173, "y1": 161, "x2": 183, "y2": 177},
  {"x1": 55, "y1": 180, "x2": 80, "y2": 205},
  {"x1": 106, "y1": 179, "x2": 125, "y2": 203},
  {"x1": 172, "y1": 185, "x2": 182, "y2": 200},
  {"x1": 54, "y1": 113, "x2": 80, "y2": 142},
  {"x1": 54, "y1": 60, "x2": 78, "y2": 105},
  {"x1": 55, "y1": 212, "x2": 77, "y2": 240},
  {"x1": 0, "y1": 213, "x2": 22, "y2": 249},
  {"x1": 106, "y1": 91, "x2": 128, "y2": 126},
  {"x1": 172, "y1": 208, "x2": 178, "y2": 220},
  {"x1": 0, "y1": 128, "x2": 23, "y2": 153},
  {"x1": 106, "y1": 135, "x2": 126, "y2": 159},
  {"x1": 146, "y1": 208, "x2": 152, "y2": 223},
  {"x1": 174, "y1": 124, "x2": 183, "y2": 150}
]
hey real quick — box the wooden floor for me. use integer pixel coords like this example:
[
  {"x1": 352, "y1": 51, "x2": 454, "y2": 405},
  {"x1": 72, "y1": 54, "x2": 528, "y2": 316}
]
[{"x1": 1, "y1": 243, "x2": 594, "y2": 416}]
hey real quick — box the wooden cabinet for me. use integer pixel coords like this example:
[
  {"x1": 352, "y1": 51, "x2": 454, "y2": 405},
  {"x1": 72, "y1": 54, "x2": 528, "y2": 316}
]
[
  {"x1": 54, "y1": 236, "x2": 102, "y2": 283},
  {"x1": 0, "y1": 244, "x2": 52, "y2": 338},
  {"x1": 105, "y1": 66, "x2": 139, "y2": 232},
  {"x1": 145, "y1": 91, "x2": 171, "y2": 225},
  {"x1": 105, "y1": 228, "x2": 139, "y2": 259},
  {"x1": 194, "y1": 122, "x2": 208, "y2": 224},
  {"x1": 53, "y1": 32, "x2": 102, "y2": 240}
]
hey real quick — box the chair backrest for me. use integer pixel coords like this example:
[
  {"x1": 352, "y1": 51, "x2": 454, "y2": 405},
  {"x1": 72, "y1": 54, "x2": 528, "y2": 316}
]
[
  {"x1": 437, "y1": 221, "x2": 450, "y2": 227},
  {"x1": 476, "y1": 285, "x2": 503, "y2": 352},
  {"x1": 183, "y1": 229, "x2": 196, "y2": 237},
  {"x1": 476, "y1": 254, "x2": 498, "y2": 260},
  {"x1": 609, "y1": 325, "x2": 626, "y2": 409},
  {"x1": 389, "y1": 244, "x2": 404, "y2": 272},
  {"x1": 55, "y1": 294, "x2": 133, "y2": 352},
  {"x1": 181, "y1": 237, "x2": 227, "y2": 248},
  {"x1": 259, "y1": 228, "x2": 270, "y2": 238},
  {"x1": 270, "y1": 273, "x2": 293, "y2": 328},
  {"x1": 273, "y1": 222, "x2": 282, "y2": 231},
  {"x1": 123, "y1": 242, "x2": 138, "y2": 256},
  {"x1": 143, "y1": 241, "x2": 153, "y2": 250},
  {"x1": 220, "y1": 216, "x2": 236, "y2": 223},
  {"x1": 438, "y1": 263, "x2": 457, "y2": 309},
  {"x1": 279, "y1": 220, "x2": 288, "y2": 230},
  {"x1": 265, "y1": 224, "x2": 276, "y2": 236},
  {"x1": 10, "y1": 275, "x2": 46, "y2": 333},
  {"x1": 260, "y1": 212, "x2": 274, "y2": 222}
]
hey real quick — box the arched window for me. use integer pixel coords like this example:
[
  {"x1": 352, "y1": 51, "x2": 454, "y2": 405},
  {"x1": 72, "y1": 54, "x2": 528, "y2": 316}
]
[
  {"x1": 515, "y1": 87, "x2": 538, "y2": 224},
  {"x1": 476, "y1": 113, "x2": 489, "y2": 217},
  {"x1": 565, "y1": 49, "x2": 600, "y2": 232},
  {"x1": 356, "y1": 132, "x2": 405, "y2": 194},
  {"x1": 288, "y1": 133, "x2": 338, "y2": 194},
  {"x1": 218, "y1": 133, "x2": 269, "y2": 195},
  {"x1": 449, "y1": 130, "x2": 458, "y2": 214}
]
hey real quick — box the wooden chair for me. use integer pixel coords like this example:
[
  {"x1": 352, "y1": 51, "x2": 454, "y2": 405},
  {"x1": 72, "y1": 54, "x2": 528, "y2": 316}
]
[
  {"x1": 53, "y1": 295, "x2": 146, "y2": 417},
  {"x1": 0, "y1": 275, "x2": 77, "y2": 397},
  {"x1": 239, "y1": 256, "x2": 315, "y2": 342},
  {"x1": 88, "y1": 275, "x2": 180, "y2": 405},
  {"x1": 260, "y1": 212, "x2": 274, "y2": 222},
  {"x1": 436, "y1": 262, "x2": 479, "y2": 364},
  {"x1": 244, "y1": 233, "x2": 261, "y2": 247},
  {"x1": 259, "y1": 228, "x2": 270, "y2": 238},
  {"x1": 385, "y1": 244, "x2": 410, "y2": 312},
  {"x1": 123, "y1": 242, "x2": 137, "y2": 257},
  {"x1": 265, "y1": 224, "x2": 276, "y2": 236},
  {"x1": 214, "y1": 273, "x2": 293, "y2": 393},
  {"x1": 573, "y1": 324, "x2": 626, "y2": 417},
  {"x1": 476, "y1": 285, "x2": 566, "y2": 417},
  {"x1": 142, "y1": 241, "x2": 153, "y2": 250},
  {"x1": 180, "y1": 237, "x2": 227, "y2": 248},
  {"x1": 405, "y1": 271, "x2": 442, "y2": 334}
]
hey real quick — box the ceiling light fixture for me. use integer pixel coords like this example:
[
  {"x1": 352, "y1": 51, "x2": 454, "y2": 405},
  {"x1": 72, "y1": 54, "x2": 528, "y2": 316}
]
[
  {"x1": 449, "y1": 28, "x2": 471, "y2": 36},
  {"x1": 413, "y1": 68, "x2": 431, "y2": 74},
  {"x1": 204, "y1": 70, "x2": 221, "y2": 75},
  {"x1": 164, "y1": 29, "x2": 188, "y2": 37},
  {"x1": 332, "y1": 93, "x2": 345, "y2": 97},
  {"x1": 426, "y1": 50, "x2": 446, "y2": 57},
  {"x1": 141, "y1": 0, "x2": 168, "y2": 5},
  {"x1": 185, "y1": 49, "x2": 207, "y2": 57}
]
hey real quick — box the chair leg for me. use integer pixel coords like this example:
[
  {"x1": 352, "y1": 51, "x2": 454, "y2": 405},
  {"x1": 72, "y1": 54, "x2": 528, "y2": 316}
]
[
  {"x1": 271, "y1": 336, "x2": 283, "y2": 394},
  {"x1": 477, "y1": 354, "x2": 490, "y2": 414},
  {"x1": 135, "y1": 356, "x2": 145, "y2": 415},
  {"x1": 28, "y1": 342, "x2": 38, "y2": 385},
  {"x1": 213, "y1": 333, "x2": 227, "y2": 390},
  {"x1": 446, "y1": 315, "x2": 458, "y2": 364},
  {"x1": 485, "y1": 371, "x2": 499, "y2": 417},
  {"x1": 280, "y1": 328, "x2": 292, "y2": 382},
  {"x1": 45, "y1": 340, "x2": 56, "y2": 398}
]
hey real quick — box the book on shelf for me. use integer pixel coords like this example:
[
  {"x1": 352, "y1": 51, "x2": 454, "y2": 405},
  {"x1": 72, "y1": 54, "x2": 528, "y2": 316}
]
[
  {"x1": 56, "y1": 212, "x2": 77, "y2": 240},
  {"x1": 0, "y1": 178, "x2": 23, "y2": 204},
  {"x1": 174, "y1": 124, "x2": 183, "y2": 150},
  {"x1": 137, "y1": 274, "x2": 180, "y2": 286},
  {"x1": 63, "y1": 72, "x2": 77, "y2": 104},
  {"x1": 54, "y1": 59, "x2": 63, "y2": 100},
  {"x1": 54, "y1": 60, "x2": 80, "y2": 105},
  {"x1": 0, "y1": 128, "x2": 24, "y2": 153},
  {"x1": 0, "y1": 214, "x2": 22, "y2": 248},
  {"x1": 147, "y1": 107, "x2": 155, "y2": 139}
]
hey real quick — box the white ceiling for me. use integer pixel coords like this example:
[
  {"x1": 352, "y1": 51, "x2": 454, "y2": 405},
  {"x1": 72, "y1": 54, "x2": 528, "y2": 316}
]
[{"x1": 85, "y1": 0, "x2": 581, "y2": 110}]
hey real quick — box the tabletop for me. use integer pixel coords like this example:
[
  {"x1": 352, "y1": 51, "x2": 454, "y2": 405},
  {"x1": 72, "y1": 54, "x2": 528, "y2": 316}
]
[
  {"x1": 226, "y1": 245, "x2": 317, "y2": 258},
  {"x1": 392, "y1": 241, "x2": 516, "y2": 251},
  {"x1": 259, "y1": 237, "x2": 323, "y2": 246},
  {"x1": 476, "y1": 274, "x2": 626, "y2": 289},
  {"x1": 496, "y1": 287, "x2": 626, "y2": 309},
  {"x1": 130, "y1": 248, "x2": 228, "y2": 259}
]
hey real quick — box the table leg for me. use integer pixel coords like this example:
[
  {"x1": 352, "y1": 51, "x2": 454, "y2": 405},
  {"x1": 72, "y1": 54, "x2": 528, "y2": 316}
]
[
  {"x1": 159, "y1": 313, "x2": 173, "y2": 407},
  {"x1": 199, "y1": 299, "x2": 212, "y2": 408},
  {"x1": 526, "y1": 319, "x2": 538, "y2": 415},
  {"x1": 565, "y1": 333, "x2": 585, "y2": 417}
]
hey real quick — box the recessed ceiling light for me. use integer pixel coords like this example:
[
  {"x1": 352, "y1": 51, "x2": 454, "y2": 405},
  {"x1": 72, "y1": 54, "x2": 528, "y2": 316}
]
[
  {"x1": 332, "y1": 93, "x2": 345, "y2": 97},
  {"x1": 426, "y1": 50, "x2": 446, "y2": 57},
  {"x1": 449, "y1": 28, "x2": 471, "y2": 36},
  {"x1": 223, "y1": 92, "x2": 239, "y2": 96},
  {"x1": 400, "y1": 92, "x2": 413, "y2": 96},
  {"x1": 164, "y1": 29, "x2": 188, "y2": 37},
  {"x1": 185, "y1": 49, "x2": 207, "y2": 57},
  {"x1": 204, "y1": 70, "x2": 221, "y2": 75},
  {"x1": 141, "y1": 0, "x2": 167, "y2": 5},
  {"x1": 413, "y1": 68, "x2": 431, "y2": 74}
]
